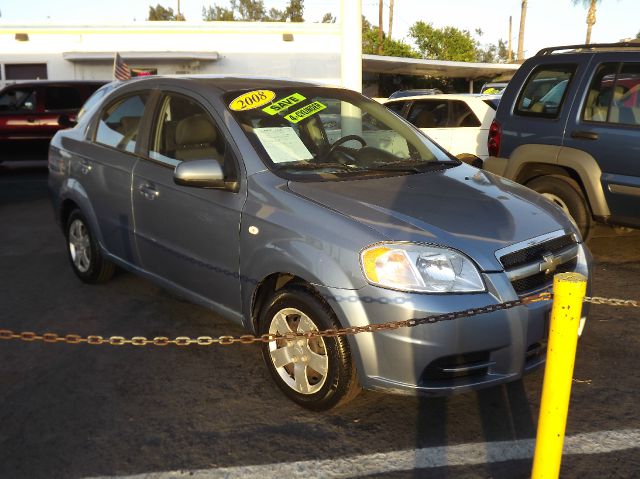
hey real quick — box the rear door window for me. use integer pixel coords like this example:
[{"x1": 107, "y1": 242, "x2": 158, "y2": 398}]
[
  {"x1": 450, "y1": 100, "x2": 481, "y2": 127},
  {"x1": 407, "y1": 100, "x2": 449, "y2": 128},
  {"x1": 515, "y1": 65, "x2": 576, "y2": 118},
  {"x1": 583, "y1": 62, "x2": 640, "y2": 127},
  {"x1": 95, "y1": 94, "x2": 149, "y2": 153},
  {"x1": 44, "y1": 86, "x2": 83, "y2": 111}
]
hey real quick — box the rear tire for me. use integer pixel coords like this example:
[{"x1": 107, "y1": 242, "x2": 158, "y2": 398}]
[
  {"x1": 258, "y1": 286, "x2": 360, "y2": 410},
  {"x1": 65, "y1": 209, "x2": 115, "y2": 283},
  {"x1": 526, "y1": 175, "x2": 593, "y2": 241}
]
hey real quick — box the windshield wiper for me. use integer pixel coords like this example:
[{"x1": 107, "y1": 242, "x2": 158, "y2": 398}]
[
  {"x1": 365, "y1": 159, "x2": 457, "y2": 173},
  {"x1": 275, "y1": 161, "x2": 354, "y2": 171}
]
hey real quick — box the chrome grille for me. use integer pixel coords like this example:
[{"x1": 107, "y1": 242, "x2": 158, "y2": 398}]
[{"x1": 496, "y1": 232, "x2": 580, "y2": 295}]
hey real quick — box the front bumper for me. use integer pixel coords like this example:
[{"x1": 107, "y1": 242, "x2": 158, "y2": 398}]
[{"x1": 316, "y1": 243, "x2": 591, "y2": 396}]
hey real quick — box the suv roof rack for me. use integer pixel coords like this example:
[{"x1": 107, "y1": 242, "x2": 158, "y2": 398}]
[{"x1": 536, "y1": 42, "x2": 640, "y2": 56}]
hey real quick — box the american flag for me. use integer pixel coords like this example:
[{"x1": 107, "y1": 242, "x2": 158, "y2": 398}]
[{"x1": 113, "y1": 53, "x2": 131, "y2": 81}]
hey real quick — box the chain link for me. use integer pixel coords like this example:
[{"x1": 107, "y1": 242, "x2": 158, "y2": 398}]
[
  {"x1": 6, "y1": 291, "x2": 635, "y2": 348},
  {"x1": 0, "y1": 292, "x2": 553, "y2": 347},
  {"x1": 584, "y1": 296, "x2": 640, "y2": 308}
]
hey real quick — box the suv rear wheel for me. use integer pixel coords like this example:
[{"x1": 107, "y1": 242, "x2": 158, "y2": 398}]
[{"x1": 526, "y1": 175, "x2": 593, "y2": 240}]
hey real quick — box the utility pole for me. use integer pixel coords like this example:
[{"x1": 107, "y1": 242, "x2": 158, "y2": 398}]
[
  {"x1": 508, "y1": 15, "x2": 513, "y2": 63},
  {"x1": 378, "y1": 0, "x2": 384, "y2": 54},
  {"x1": 517, "y1": 0, "x2": 527, "y2": 62},
  {"x1": 388, "y1": 0, "x2": 394, "y2": 40}
]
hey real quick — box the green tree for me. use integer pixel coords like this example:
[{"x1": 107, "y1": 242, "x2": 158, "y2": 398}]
[
  {"x1": 362, "y1": 16, "x2": 419, "y2": 58},
  {"x1": 202, "y1": 0, "x2": 304, "y2": 22},
  {"x1": 320, "y1": 12, "x2": 336, "y2": 23},
  {"x1": 477, "y1": 39, "x2": 509, "y2": 63},
  {"x1": 202, "y1": 5, "x2": 235, "y2": 20},
  {"x1": 637, "y1": 30, "x2": 640, "y2": 39},
  {"x1": 148, "y1": 3, "x2": 186, "y2": 20},
  {"x1": 409, "y1": 22, "x2": 477, "y2": 62}
]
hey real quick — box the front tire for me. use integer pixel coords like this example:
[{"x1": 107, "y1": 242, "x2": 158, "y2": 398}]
[
  {"x1": 258, "y1": 286, "x2": 360, "y2": 410},
  {"x1": 65, "y1": 209, "x2": 115, "y2": 283},
  {"x1": 526, "y1": 175, "x2": 593, "y2": 241}
]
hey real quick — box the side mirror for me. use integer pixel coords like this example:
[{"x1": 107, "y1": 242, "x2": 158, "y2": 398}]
[
  {"x1": 174, "y1": 159, "x2": 226, "y2": 188},
  {"x1": 58, "y1": 114, "x2": 77, "y2": 128},
  {"x1": 455, "y1": 153, "x2": 483, "y2": 169}
]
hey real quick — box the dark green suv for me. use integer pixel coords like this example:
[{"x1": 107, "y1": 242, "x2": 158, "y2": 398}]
[{"x1": 484, "y1": 43, "x2": 640, "y2": 240}]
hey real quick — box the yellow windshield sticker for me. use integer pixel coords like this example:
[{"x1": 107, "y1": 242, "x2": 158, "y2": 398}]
[
  {"x1": 284, "y1": 101, "x2": 327, "y2": 124},
  {"x1": 229, "y1": 90, "x2": 276, "y2": 111},
  {"x1": 262, "y1": 93, "x2": 307, "y2": 115}
]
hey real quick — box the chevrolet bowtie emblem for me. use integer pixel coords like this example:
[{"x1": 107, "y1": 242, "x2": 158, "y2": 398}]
[{"x1": 540, "y1": 252, "x2": 562, "y2": 274}]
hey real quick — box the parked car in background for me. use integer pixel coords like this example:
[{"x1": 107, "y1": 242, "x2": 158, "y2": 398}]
[
  {"x1": 388, "y1": 88, "x2": 443, "y2": 99},
  {"x1": 0, "y1": 80, "x2": 105, "y2": 158},
  {"x1": 480, "y1": 82, "x2": 509, "y2": 95},
  {"x1": 384, "y1": 94, "x2": 500, "y2": 161},
  {"x1": 484, "y1": 42, "x2": 640, "y2": 240},
  {"x1": 49, "y1": 76, "x2": 590, "y2": 410}
]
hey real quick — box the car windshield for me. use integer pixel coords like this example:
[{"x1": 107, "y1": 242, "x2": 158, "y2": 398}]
[{"x1": 226, "y1": 86, "x2": 457, "y2": 181}]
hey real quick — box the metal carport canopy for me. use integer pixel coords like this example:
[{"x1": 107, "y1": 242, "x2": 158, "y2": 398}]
[{"x1": 362, "y1": 54, "x2": 520, "y2": 79}]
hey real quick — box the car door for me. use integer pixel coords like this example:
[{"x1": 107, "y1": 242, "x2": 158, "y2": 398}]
[
  {"x1": 406, "y1": 99, "x2": 453, "y2": 152},
  {"x1": 563, "y1": 56, "x2": 640, "y2": 228},
  {"x1": 132, "y1": 90, "x2": 245, "y2": 318},
  {"x1": 73, "y1": 91, "x2": 151, "y2": 263},
  {"x1": 40, "y1": 85, "x2": 86, "y2": 138},
  {"x1": 445, "y1": 100, "x2": 488, "y2": 158},
  {"x1": 0, "y1": 85, "x2": 41, "y2": 140}
]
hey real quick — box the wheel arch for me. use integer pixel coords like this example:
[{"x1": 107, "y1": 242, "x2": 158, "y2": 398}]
[
  {"x1": 249, "y1": 272, "x2": 328, "y2": 333},
  {"x1": 508, "y1": 145, "x2": 609, "y2": 218}
]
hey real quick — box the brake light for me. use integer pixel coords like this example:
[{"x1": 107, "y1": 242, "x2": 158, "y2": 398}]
[{"x1": 488, "y1": 120, "x2": 501, "y2": 157}]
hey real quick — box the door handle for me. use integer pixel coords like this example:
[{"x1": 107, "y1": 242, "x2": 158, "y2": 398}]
[
  {"x1": 571, "y1": 130, "x2": 599, "y2": 140},
  {"x1": 26, "y1": 117, "x2": 36, "y2": 123},
  {"x1": 79, "y1": 159, "x2": 92, "y2": 175},
  {"x1": 138, "y1": 183, "x2": 159, "y2": 201}
]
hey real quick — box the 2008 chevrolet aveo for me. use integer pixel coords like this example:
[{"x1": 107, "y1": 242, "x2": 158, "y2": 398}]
[{"x1": 49, "y1": 76, "x2": 591, "y2": 410}]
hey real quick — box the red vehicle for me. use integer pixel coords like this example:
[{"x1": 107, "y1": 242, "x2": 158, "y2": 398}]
[{"x1": 0, "y1": 81, "x2": 105, "y2": 147}]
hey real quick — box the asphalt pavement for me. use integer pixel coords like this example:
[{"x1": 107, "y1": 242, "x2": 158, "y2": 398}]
[{"x1": 1, "y1": 157, "x2": 639, "y2": 479}]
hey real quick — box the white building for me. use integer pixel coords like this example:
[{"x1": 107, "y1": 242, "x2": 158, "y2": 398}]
[
  {"x1": 0, "y1": 22, "x2": 343, "y2": 88},
  {"x1": 0, "y1": 21, "x2": 518, "y2": 95}
]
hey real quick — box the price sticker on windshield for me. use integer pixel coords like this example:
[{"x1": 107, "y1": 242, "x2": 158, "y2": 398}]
[
  {"x1": 229, "y1": 90, "x2": 276, "y2": 111},
  {"x1": 283, "y1": 101, "x2": 327, "y2": 124},
  {"x1": 262, "y1": 93, "x2": 307, "y2": 115}
]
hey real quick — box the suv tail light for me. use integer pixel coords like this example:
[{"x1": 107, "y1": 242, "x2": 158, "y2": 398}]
[{"x1": 488, "y1": 120, "x2": 501, "y2": 157}]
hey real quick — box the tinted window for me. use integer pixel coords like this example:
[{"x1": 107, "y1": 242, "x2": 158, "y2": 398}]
[
  {"x1": 583, "y1": 62, "x2": 640, "y2": 127},
  {"x1": 450, "y1": 100, "x2": 481, "y2": 127},
  {"x1": 515, "y1": 65, "x2": 576, "y2": 118},
  {"x1": 0, "y1": 88, "x2": 37, "y2": 112},
  {"x1": 407, "y1": 100, "x2": 449, "y2": 128},
  {"x1": 95, "y1": 94, "x2": 148, "y2": 153},
  {"x1": 385, "y1": 101, "x2": 405, "y2": 115},
  {"x1": 150, "y1": 94, "x2": 225, "y2": 167},
  {"x1": 44, "y1": 87, "x2": 82, "y2": 110}
]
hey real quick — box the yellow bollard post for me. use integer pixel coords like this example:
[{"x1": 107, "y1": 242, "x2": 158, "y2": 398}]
[{"x1": 531, "y1": 272, "x2": 587, "y2": 479}]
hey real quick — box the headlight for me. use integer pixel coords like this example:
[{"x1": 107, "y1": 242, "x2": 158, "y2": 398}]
[{"x1": 360, "y1": 243, "x2": 485, "y2": 293}]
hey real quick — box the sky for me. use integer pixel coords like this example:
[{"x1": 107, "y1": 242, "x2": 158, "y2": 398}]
[{"x1": 1, "y1": 0, "x2": 638, "y2": 60}]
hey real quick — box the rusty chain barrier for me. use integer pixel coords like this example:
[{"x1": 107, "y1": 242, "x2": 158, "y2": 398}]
[{"x1": 0, "y1": 292, "x2": 636, "y2": 348}]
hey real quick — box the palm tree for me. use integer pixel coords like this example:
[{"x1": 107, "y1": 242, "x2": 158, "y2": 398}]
[
  {"x1": 572, "y1": 0, "x2": 601, "y2": 44},
  {"x1": 517, "y1": 0, "x2": 527, "y2": 62}
]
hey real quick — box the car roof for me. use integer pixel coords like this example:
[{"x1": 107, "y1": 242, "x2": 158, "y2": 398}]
[
  {"x1": 384, "y1": 93, "x2": 500, "y2": 103},
  {"x1": 1, "y1": 80, "x2": 107, "y2": 89},
  {"x1": 113, "y1": 75, "x2": 322, "y2": 93}
]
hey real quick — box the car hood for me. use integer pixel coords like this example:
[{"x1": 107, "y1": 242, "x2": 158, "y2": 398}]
[{"x1": 287, "y1": 164, "x2": 574, "y2": 271}]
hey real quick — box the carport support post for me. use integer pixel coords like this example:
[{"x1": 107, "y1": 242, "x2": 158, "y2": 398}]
[{"x1": 531, "y1": 272, "x2": 587, "y2": 479}]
